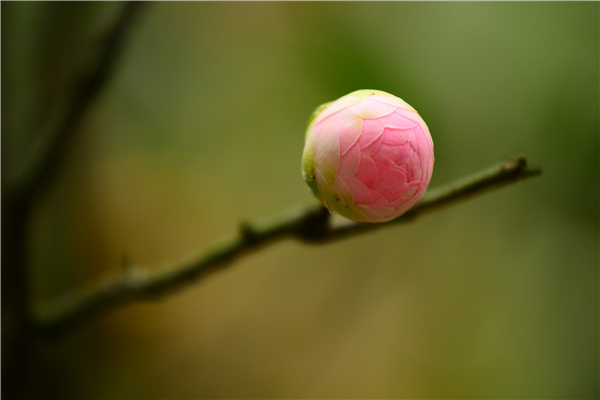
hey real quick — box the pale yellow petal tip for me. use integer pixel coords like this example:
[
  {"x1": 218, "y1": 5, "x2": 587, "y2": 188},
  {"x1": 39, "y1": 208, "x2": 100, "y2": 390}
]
[
  {"x1": 305, "y1": 101, "x2": 333, "y2": 138},
  {"x1": 348, "y1": 89, "x2": 389, "y2": 98}
]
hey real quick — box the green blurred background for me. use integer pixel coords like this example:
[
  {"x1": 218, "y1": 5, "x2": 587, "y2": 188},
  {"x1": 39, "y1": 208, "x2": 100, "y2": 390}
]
[{"x1": 2, "y1": 2, "x2": 598, "y2": 398}]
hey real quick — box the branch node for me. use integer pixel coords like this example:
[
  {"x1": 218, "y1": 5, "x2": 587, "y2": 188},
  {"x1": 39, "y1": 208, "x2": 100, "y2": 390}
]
[
  {"x1": 296, "y1": 205, "x2": 331, "y2": 242},
  {"x1": 239, "y1": 221, "x2": 259, "y2": 244}
]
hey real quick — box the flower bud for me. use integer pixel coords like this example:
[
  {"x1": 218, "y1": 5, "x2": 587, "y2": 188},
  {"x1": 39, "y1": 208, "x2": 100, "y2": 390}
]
[{"x1": 302, "y1": 89, "x2": 434, "y2": 223}]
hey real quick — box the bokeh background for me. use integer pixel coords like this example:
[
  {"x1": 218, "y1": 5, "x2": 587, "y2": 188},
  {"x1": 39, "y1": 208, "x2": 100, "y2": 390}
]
[{"x1": 2, "y1": 2, "x2": 598, "y2": 398}]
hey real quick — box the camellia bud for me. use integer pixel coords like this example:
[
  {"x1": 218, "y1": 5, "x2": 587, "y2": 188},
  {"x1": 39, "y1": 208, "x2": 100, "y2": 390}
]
[{"x1": 302, "y1": 89, "x2": 434, "y2": 223}]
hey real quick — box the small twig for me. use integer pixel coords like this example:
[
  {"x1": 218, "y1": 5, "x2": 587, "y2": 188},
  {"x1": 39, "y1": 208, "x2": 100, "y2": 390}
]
[{"x1": 30, "y1": 156, "x2": 541, "y2": 335}]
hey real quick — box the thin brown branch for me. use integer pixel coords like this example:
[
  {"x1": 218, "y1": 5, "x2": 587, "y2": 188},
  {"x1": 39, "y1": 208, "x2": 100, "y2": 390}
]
[
  {"x1": 8, "y1": 2, "x2": 146, "y2": 202},
  {"x1": 30, "y1": 155, "x2": 542, "y2": 336}
]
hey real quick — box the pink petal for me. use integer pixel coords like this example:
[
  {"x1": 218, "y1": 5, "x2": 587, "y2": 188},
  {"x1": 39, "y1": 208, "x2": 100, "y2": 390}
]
[
  {"x1": 315, "y1": 167, "x2": 337, "y2": 211},
  {"x1": 402, "y1": 187, "x2": 417, "y2": 198},
  {"x1": 335, "y1": 109, "x2": 363, "y2": 156},
  {"x1": 333, "y1": 175, "x2": 355, "y2": 205},
  {"x1": 355, "y1": 156, "x2": 378, "y2": 188},
  {"x1": 313, "y1": 93, "x2": 363, "y2": 126},
  {"x1": 368, "y1": 204, "x2": 397, "y2": 218},
  {"x1": 338, "y1": 142, "x2": 361, "y2": 180},
  {"x1": 372, "y1": 142, "x2": 412, "y2": 168},
  {"x1": 351, "y1": 98, "x2": 396, "y2": 119},
  {"x1": 345, "y1": 177, "x2": 375, "y2": 205},
  {"x1": 353, "y1": 204, "x2": 387, "y2": 222},
  {"x1": 381, "y1": 127, "x2": 410, "y2": 146},
  {"x1": 370, "y1": 188, "x2": 391, "y2": 206},
  {"x1": 361, "y1": 132, "x2": 384, "y2": 157},
  {"x1": 374, "y1": 164, "x2": 410, "y2": 202},
  {"x1": 406, "y1": 127, "x2": 422, "y2": 154},
  {"x1": 343, "y1": 207, "x2": 374, "y2": 223},
  {"x1": 358, "y1": 118, "x2": 385, "y2": 149},
  {"x1": 393, "y1": 107, "x2": 423, "y2": 122},
  {"x1": 389, "y1": 185, "x2": 420, "y2": 208},
  {"x1": 412, "y1": 164, "x2": 423, "y2": 182},
  {"x1": 378, "y1": 110, "x2": 419, "y2": 129},
  {"x1": 314, "y1": 116, "x2": 340, "y2": 181}
]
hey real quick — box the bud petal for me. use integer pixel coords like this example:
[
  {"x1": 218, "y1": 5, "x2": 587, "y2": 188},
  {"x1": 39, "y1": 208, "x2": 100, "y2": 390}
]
[{"x1": 302, "y1": 89, "x2": 434, "y2": 223}]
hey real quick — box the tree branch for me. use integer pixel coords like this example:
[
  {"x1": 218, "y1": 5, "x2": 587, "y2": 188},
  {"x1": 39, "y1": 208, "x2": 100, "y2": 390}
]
[
  {"x1": 2, "y1": 4, "x2": 147, "y2": 397},
  {"x1": 7, "y1": 2, "x2": 146, "y2": 202},
  {"x1": 30, "y1": 155, "x2": 541, "y2": 335}
]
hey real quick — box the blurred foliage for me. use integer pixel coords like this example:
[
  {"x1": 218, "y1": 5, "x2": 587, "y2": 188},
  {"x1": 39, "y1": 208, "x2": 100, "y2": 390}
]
[{"x1": 2, "y1": 2, "x2": 598, "y2": 398}]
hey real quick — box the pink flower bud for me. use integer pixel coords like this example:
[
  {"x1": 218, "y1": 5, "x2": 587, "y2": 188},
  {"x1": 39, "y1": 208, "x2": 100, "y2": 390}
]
[{"x1": 302, "y1": 90, "x2": 434, "y2": 223}]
